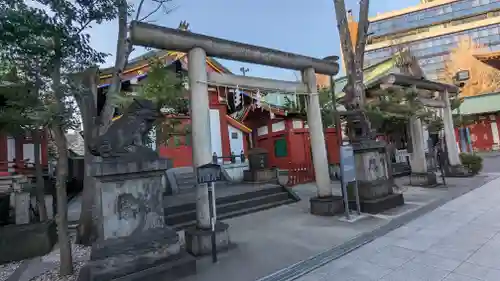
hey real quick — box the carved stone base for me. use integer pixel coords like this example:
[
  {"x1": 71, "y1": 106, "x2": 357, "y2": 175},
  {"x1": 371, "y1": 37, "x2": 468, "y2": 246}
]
[
  {"x1": 91, "y1": 159, "x2": 171, "y2": 240},
  {"x1": 349, "y1": 193, "x2": 405, "y2": 214},
  {"x1": 243, "y1": 168, "x2": 278, "y2": 183},
  {"x1": 352, "y1": 179, "x2": 393, "y2": 200},
  {"x1": 78, "y1": 228, "x2": 196, "y2": 281},
  {"x1": 444, "y1": 165, "x2": 473, "y2": 177},
  {"x1": 185, "y1": 222, "x2": 231, "y2": 256},
  {"x1": 309, "y1": 196, "x2": 344, "y2": 216},
  {"x1": 409, "y1": 172, "x2": 438, "y2": 187}
]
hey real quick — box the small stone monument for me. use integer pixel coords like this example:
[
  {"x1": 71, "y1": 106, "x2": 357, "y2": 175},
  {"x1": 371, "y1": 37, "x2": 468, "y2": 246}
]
[
  {"x1": 78, "y1": 99, "x2": 195, "y2": 281},
  {"x1": 243, "y1": 147, "x2": 278, "y2": 183},
  {"x1": 346, "y1": 112, "x2": 404, "y2": 214}
]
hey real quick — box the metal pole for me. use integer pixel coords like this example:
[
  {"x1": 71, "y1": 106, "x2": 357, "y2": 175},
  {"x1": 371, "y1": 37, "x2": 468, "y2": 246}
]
[
  {"x1": 207, "y1": 182, "x2": 217, "y2": 263},
  {"x1": 339, "y1": 149, "x2": 350, "y2": 220},
  {"x1": 353, "y1": 180, "x2": 361, "y2": 216}
]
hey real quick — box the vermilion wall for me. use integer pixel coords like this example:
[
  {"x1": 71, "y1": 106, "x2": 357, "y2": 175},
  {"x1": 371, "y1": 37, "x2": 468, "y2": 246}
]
[
  {"x1": 157, "y1": 88, "x2": 238, "y2": 167},
  {"x1": 468, "y1": 118, "x2": 494, "y2": 151},
  {"x1": 249, "y1": 115, "x2": 340, "y2": 170},
  {"x1": 157, "y1": 116, "x2": 192, "y2": 167},
  {"x1": 0, "y1": 130, "x2": 49, "y2": 173}
]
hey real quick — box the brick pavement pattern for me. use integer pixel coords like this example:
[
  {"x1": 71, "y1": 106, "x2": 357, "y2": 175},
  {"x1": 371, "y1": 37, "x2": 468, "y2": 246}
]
[{"x1": 296, "y1": 176, "x2": 500, "y2": 281}]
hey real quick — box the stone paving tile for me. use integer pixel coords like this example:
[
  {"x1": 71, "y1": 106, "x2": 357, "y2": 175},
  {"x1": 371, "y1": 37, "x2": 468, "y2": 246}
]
[
  {"x1": 425, "y1": 243, "x2": 478, "y2": 262},
  {"x1": 295, "y1": 176, "x2": 500, "y2": 281},
  {"x1": 384, "y1": 225, "x2": 421, "y2": 239},
  {"x1": 392, "y1": 232, "x2": 442, "y2": 252},
  {"x1": 379, "y1": 260, "x2": 451, "y2": 281},
  {"x1": 454, "y1": 262, "x2": 500, "y2": 281},
  {"x1": 364, "y1": 246, "x2": 418, "y2": 269},
  {"x1": 442, "y1": 273, "x2": 482, "y2": 281},
  {"x1": 329, "y1": 260, "x2": 393, "y2": 280},
  {"x1": 466, "y1": 246, "x2": 500, "y2": 270},
  {"x1": 410, "y1": 252, "x2": 462, "y2": 271}
]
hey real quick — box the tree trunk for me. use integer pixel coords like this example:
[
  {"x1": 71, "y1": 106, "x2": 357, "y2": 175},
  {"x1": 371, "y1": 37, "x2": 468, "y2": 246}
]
[
  {"x1": 51, "y1": 37, "x2": 73, "y2": 276},
  {"x1": 72, "y1": 68, "x2": 100, "y2": 245},
  {"x1": 51, "y1": 127, "x2": 73, "y2": 276},
  {"x1": 76, "y1": 152, "x2": 97, "y2": 245},
  {"x1": 333, "y1": 0, "x2": 356, "y2": 105},
  {"x1": 75, "y1": 0, "x2": 132, "y2": 244},
  {"x1": 99, "y1": 0, "x2": 130, "y2": 135},
  {"x1": 33, "y1": 129, "x2": 48, "y2": 222}
]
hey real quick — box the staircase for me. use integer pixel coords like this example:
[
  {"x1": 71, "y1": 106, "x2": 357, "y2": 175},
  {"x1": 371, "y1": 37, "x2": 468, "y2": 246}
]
[{"x1": 164, "y1": 185, "x2": 299, "y2": 230}]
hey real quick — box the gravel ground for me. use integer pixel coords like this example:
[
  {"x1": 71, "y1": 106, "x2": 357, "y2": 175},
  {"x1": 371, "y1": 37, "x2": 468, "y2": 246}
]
[
  {"x1": 41, "y1": 244, "x2": 91, "y2": 264},
  {"x1": 27, "y1": 243, "x2": 91, "y2": 281},
  {"x1": 0, "y1": 262, "x2": 21, "y2": 281},
  {"x1": 0, "y1": 242, "x2": 91, "y2": 281},
  {"x1": 29, "y1": 261, "x2": 86, "y2": 281}
]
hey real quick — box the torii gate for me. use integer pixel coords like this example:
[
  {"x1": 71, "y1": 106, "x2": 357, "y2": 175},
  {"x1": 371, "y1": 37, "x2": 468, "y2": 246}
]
[{"x1": 129, "y1": 21, "x2": 340, "y2": 254}]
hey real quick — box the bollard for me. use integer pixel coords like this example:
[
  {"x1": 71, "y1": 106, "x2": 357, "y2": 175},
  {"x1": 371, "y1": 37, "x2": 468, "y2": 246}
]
[
  {"x1": 240, "y1": 150, "x2": 245, "y2": 163},
  {"x1": 230, "y1": 152, "x2": 236, "y2": 164}
]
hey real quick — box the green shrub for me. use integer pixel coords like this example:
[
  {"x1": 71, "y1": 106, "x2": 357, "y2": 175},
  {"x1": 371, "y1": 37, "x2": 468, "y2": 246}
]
[{"x1": 459, "y1": 153, "x2": 483, "y2": 175}]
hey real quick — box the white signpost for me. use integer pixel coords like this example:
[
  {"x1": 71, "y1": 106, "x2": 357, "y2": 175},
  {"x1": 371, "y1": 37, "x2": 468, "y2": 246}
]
[
  {"x1": 339, "y1": 145, "x2": 362, "y2": 221},
  {"x1": 196, "y1": 163, "x2": 222, "y2": 263}
]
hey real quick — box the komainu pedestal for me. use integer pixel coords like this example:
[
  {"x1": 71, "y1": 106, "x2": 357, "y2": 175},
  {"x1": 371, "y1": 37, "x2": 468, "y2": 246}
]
[
  {"x1": 78, "y1": 159, "x2": 196, "y2": 281},
  {"x1": 409, "y1": 172, "x2": 438, "y2": 187},
  {"x1": 349, "y1": 140, "x2": 404, "y2": 214}
]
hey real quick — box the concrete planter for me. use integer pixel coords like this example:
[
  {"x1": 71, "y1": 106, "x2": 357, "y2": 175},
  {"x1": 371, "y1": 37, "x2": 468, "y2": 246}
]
[
  {"x1": 0, "y1": 220, "x2": 57, "y2": 264},
  {"x1": 310, "y1": 196, "x2": 344, "y2": 216}
]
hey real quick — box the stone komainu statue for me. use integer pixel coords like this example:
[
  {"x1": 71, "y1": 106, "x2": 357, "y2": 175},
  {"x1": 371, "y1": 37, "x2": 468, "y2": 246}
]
[{"x1": 89, "y1": 98, "x2": 159, "y2": 160}]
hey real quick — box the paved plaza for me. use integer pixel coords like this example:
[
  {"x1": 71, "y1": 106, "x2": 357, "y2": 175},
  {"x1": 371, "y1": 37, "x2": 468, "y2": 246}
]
[{"x1": 295, "y1": 174, "x2": 500, "y2": 281}]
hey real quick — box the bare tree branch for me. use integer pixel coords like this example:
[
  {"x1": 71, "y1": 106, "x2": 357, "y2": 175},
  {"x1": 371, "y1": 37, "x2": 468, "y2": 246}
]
[
  {"x1": 135, "y1": 0, "x2": 147, "y2": 21},
  {"x1": 333, "y1": 0, "x2": 356, "y2": 103},
  {"x1": 98, "y1": 0, "x2": 129, "y2": 134},
  {"x1": 137, "y1": 0, "x2": 177, "y2": 22},
  {"x1": 354, "y1": 0, "x2": 370, "y2": 70}
]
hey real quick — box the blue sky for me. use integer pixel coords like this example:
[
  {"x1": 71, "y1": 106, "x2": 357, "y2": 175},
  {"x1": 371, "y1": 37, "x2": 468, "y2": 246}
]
[{"x1": 90, "y1": 0, "x2": 420, "y2": 81}]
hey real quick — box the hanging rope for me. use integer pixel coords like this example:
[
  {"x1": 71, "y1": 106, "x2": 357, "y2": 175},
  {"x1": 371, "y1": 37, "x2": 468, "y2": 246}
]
[{"x1": 196, "y1": 79, "x2": 318, "y2": 96}]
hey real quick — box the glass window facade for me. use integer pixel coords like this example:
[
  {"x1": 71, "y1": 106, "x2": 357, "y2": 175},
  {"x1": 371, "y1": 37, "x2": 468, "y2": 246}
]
[
  {"x1": 369, "y1": 0, "x2": 500, "y2": 37},
  {"x1": 365, "y1": 24, "x2": 500, "y2": 81}
]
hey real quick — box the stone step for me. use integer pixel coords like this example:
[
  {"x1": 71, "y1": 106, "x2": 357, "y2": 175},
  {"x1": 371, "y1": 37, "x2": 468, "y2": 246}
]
[
  {"x1": 164, "y1": 187, "x2": 298, "y2": 230},
  {"x1": 172, "y1": 199, "x2": 296, "y2": 230},
  {"x1": 164, "y1": 186, "x2": 284, "y2": 214},
  {"x1": 165, "y1": 191, "x2": 291, "y2": 226}
]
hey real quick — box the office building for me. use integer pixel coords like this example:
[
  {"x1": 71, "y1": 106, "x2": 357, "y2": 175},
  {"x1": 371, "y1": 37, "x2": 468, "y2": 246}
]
[{"x1": 365, "y1": 0, "x2": 500, "y2": 82}]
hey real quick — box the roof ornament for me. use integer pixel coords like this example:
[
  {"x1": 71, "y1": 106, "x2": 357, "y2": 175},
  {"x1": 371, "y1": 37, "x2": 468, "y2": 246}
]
[
  {"x1": 347, "y1": 9, "x2": 354, "y2": 22},
  {"x1": 178, "y1": 20, "x2": 190, "y2": 31}
]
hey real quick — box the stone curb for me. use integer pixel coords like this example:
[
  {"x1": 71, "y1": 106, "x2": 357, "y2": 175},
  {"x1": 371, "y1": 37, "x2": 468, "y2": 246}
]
[{"x1": 256, "y1": 174, "x2": 499, "y2": 281}]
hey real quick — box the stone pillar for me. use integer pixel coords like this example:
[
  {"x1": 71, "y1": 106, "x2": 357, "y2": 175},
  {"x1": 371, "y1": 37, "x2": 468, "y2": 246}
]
[
  {"x1": 303, "y1": 68, "x2": 344, "y2": 216},
  {"x1": 188, "y1": 47, "x2": 212, "y2": 229},
  {"x1": 186, "y1": 47, "x2": 230, "y2": 256},
  {"x1": 14, "y1": 192, "x2": 30, "y2": 224},
  {"x1": 409, "y1": 117, "x2": 427, "y2": 174},
  {"x1": 409, "y1": 117, "x2": 437, "y2": 186},
  {"x1": 44, "y1": 194, "x2": 54, "y2": 219},
  {"x1": 302, "y1": 68, "x2": 331, "y2": 198},
  {"x1": 442, "y1": 90, "x2": 461, "y2": 166}
]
